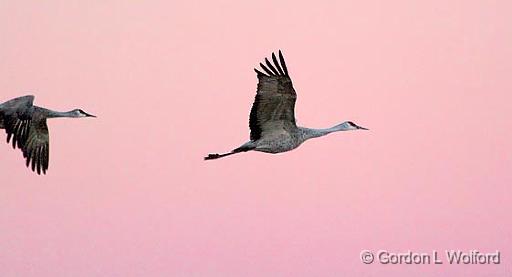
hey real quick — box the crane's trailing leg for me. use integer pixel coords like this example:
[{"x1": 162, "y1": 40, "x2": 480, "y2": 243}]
[
  {"x1": 204, "y1": 152, "x2": 236, "y2": 160},
  {"x1": 205, "y1": 142, "x2": 255, "y2": 160}
]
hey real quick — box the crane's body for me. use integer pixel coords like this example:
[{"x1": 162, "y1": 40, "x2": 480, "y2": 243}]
[
  {"x1": 205, "y1": 51, "x2": 367, "y2": 160},
  {"x1": 0, "y1": 95, "x2": 95, "y2": 175}
]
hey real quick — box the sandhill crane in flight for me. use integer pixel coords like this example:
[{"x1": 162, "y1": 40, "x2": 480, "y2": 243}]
[
  {"x1": 205, "y1": 50, "x2": 367, "y2": 160},
  {"x1": 0, "y1": 95, "x2": 95, "y2": 175}
]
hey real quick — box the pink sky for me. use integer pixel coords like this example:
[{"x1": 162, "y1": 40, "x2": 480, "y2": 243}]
[{"x1": 0, "y1": 0, "x2": 511, "y2": 276}]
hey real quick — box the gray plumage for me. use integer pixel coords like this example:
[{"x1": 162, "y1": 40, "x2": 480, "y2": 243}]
[
  {"x1": 205, "y1": 50, "x2": 368, "y2": 160},
  {"x1": 0, "y1": 95, "x2": 95, "y2": 175}
]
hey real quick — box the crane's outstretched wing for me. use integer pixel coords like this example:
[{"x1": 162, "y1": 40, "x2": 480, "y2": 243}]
[
  {"x1": 1, "y1": 95, "x2": 35, "y2": 149},
  {"x1": 250, "y1": 51, "x2": 297, "y2": 141},
  {"x1": 22, "y1": 118, "x2": 50, "y2": 175}
]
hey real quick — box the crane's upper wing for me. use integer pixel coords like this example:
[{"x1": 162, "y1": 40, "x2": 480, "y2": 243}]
[
  {"x1": 1, "y1": 95, "x2": 35, "y2": 149},
  {"x1": 249, "y1": 51, "x2": 297, "y2": 141},
  {"x1": 22, "y1": 118, "x2": 50, "y2": 175}
]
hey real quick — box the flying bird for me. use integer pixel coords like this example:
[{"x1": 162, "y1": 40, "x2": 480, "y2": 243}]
[
  {"x1": 0, "y1": 95, "x2": 95, "y2": 175},
  {"x1": 205, "y1": 50, "x2": 367, "y2": 160}
]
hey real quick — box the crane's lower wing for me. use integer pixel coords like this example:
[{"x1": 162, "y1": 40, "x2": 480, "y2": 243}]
[
  {"x1": 22, "y1": 119, "x2": 50, "y2": 175},
  {"x1": 4, "y1": 118, "x2": 31, "y2": 149},
  {"x1": 250, "y1": 51, "x2": 297, "y2": 141}
]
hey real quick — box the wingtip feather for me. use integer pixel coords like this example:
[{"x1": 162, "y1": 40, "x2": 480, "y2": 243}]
[
  {"x1": 259, "y1": 63, "x2": 274, "y2": 76},
  {"x1": 271, "y1": 52, "x2": 285, "y2": 75},
  {"x1": 278, "y1": 50, "x2": 289, "y2": 76}
]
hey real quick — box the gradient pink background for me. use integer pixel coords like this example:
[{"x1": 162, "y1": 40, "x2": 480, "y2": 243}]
[{"x1": 1, "y1": 0, "x2": 511, "y2": 276}]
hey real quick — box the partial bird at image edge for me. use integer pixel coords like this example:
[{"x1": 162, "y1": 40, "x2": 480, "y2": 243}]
[{"x1": 0, "y1": 95, "x2": 96, "y2": 175}]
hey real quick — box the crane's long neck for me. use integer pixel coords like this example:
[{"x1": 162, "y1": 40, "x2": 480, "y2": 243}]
[
  {"x1": 39, "y1": 107, "x2": 77, "y2": 118},
  {"x1": 299, "y1": 124, "x2": 351, "y2": 141}
]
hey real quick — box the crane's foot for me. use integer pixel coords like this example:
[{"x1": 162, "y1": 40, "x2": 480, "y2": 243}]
[{"x1": 204, "y1": 154, "x2": 221, "y2": 160}]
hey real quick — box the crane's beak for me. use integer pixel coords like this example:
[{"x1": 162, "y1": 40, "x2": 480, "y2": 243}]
[
  {"x1": 357, "y1": 126, "x2": 369, "y2": 130},
  {"x1": 84, "y1": 112, "x2": 97, "y2": 118}
]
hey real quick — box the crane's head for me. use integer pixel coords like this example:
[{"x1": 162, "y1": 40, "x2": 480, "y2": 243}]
[
  {"x1": 339, "y1": 121, "x2": 368, "y2": 131},
  {"x1": 72, "y1": 109, "x2": 96, "y2": 118}
]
